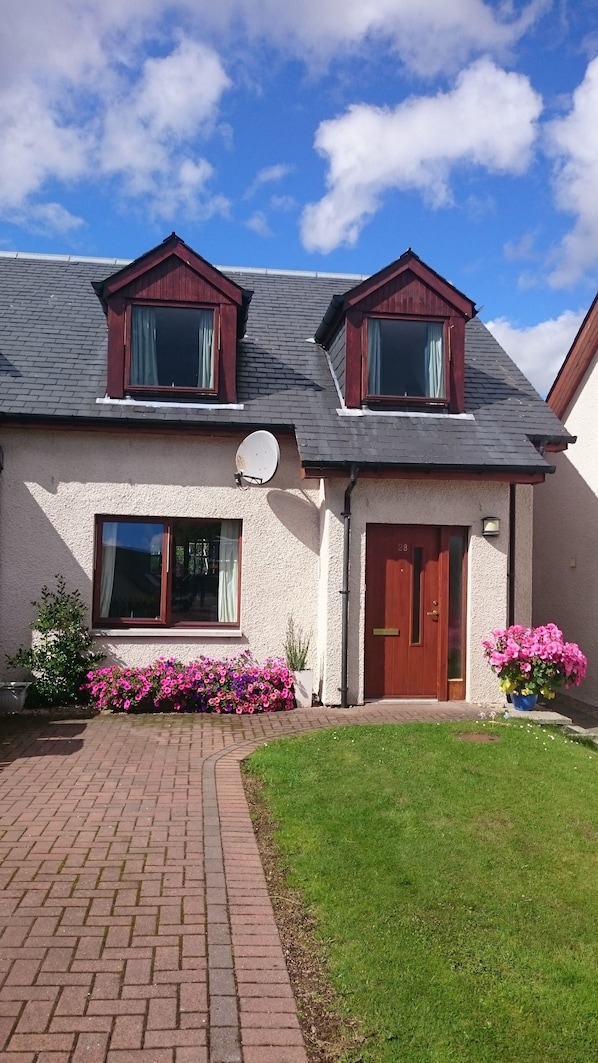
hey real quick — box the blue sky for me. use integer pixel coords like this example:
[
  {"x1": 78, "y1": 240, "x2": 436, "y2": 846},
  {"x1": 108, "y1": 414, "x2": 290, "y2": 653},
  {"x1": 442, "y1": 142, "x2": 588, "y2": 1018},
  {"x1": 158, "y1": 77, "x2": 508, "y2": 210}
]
[{"x1": 1, "y1": 0, "x2": 598, "y2": 394}]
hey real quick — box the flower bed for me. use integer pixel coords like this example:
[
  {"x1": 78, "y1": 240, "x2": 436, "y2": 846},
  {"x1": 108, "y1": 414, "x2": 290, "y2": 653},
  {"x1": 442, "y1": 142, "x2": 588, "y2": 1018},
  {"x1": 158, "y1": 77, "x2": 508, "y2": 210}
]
[
  {"x1": 86, "y1": 653, "x2": 295, "y2": 714},
  {"x1": 482, "y1": 623, "x2": 587, "y2": 698}
]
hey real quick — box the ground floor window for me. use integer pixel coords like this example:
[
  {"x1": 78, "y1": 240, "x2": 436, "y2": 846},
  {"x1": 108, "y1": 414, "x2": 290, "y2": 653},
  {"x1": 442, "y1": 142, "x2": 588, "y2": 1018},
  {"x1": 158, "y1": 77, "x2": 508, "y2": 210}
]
[{"x1": 94, "y1": 517, "x2": 241, "y2": 626}]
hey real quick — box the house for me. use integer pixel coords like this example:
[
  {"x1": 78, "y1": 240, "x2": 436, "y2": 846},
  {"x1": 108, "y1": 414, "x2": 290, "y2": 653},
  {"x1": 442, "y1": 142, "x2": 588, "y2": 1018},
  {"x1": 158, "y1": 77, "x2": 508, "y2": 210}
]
[
  {"x1": 0, "y1": 234, "x2": 570, "y2": 707},
  {"x1": 533, "y1": 292, "x2": 598, "y2": 708}
]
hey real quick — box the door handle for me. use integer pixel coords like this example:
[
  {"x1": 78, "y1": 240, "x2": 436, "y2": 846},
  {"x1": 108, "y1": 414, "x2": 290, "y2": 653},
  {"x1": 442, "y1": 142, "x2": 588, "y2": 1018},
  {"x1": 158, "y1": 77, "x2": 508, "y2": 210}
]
[{"x1": 426, "y1": 610, "x2": 439, "y2": 616}]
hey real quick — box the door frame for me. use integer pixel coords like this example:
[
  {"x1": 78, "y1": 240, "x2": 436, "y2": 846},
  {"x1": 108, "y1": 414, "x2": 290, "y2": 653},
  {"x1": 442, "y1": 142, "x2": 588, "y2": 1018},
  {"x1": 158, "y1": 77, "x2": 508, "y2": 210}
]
[{"x1": 363, "y1": 523, "x2": 468, "y2": 701}]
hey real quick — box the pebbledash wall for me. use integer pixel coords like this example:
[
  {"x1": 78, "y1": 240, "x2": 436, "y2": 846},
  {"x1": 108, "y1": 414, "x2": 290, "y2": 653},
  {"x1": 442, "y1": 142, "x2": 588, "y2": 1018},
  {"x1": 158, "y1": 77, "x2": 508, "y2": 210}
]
[
  {"x1": 534, "y1": 352, "x2": 598, "y2": 708},
  {"x1": 0, "y1": 424, "x2": 532, "y2": 706}
]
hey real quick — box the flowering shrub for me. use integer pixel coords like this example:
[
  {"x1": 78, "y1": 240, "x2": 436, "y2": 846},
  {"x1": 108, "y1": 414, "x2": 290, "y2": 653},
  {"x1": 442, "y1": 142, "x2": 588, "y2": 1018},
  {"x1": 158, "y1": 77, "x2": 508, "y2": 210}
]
[
  {"x1": 85, "y1": 652, "x2": 295, "y2": 714},
  {"x1": 482, "y1": 623, "x2": 587, "y2": 698}
]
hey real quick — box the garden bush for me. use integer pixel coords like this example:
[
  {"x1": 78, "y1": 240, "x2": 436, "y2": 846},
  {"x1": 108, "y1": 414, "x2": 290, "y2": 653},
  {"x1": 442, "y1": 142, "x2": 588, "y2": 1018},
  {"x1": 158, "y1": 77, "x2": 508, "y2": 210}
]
[
  {"x1": 86, "y1": 652, "x2": 295, "y2": 714},
  {"x1": 6, "y1": 576, "x2": 104, "y2": 706}
]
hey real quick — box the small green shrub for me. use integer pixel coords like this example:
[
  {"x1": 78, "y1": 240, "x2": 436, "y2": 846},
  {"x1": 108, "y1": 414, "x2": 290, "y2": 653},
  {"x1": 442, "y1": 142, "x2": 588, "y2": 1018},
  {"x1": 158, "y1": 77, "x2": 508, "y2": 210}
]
[{"x1": 6, "y1": 576, "x2": 104, "y2": 706}]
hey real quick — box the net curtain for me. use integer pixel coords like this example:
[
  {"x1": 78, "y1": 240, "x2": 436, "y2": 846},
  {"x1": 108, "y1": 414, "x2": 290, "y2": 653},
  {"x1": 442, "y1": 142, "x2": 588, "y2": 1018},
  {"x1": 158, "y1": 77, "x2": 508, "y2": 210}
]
[{"x1": 217, "y1": 521, "x2": 239, "y2": 623}]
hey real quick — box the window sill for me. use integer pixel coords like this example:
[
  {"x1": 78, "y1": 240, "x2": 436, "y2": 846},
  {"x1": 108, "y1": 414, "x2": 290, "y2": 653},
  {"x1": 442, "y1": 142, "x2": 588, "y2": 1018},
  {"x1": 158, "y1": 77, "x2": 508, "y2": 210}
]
[
  {"x1": 92, "y1": 627, "x2": 243, "y2": 638},
  {"x1": 97, "y1": 397, "x2": 245, "y2": 411},
  {"x1": 336, "y1": 407, "x2": 474, "y2": 419}
]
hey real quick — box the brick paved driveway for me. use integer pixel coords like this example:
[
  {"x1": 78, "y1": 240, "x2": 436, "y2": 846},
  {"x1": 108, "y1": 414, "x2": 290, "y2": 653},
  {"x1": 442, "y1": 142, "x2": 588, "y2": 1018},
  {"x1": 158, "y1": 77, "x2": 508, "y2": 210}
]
[{"x1": 0, "y1": 702, "x2": 477, "y2": 1063}]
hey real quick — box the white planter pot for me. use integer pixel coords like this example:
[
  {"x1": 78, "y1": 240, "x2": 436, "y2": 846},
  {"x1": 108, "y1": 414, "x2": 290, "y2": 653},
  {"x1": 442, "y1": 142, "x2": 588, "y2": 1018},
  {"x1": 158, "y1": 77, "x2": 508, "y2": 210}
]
[
  {"x1": 293, "y1": 669, "x2": 313, "y2": 708},
  {"x1": 0, "y1": 682, "x2": 32, "y2": 712}
]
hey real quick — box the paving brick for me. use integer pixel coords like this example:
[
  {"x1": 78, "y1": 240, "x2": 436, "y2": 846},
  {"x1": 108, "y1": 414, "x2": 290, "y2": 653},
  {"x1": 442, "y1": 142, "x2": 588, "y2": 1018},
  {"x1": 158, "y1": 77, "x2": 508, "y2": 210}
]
[
  {"x1": 144, "y1": 1030, "x2": 207, "y2": 1048},
  {"x1": 241, "y1": 1026, "x2": 305, "y2": 1045},
  {"x1": 242, "y1": 1048, "x2": 308, "y2": 1063},
  {"x1": 210, "y1": 996, "x2": 238, "y2": 1027},
  {"x1": 8, "y1": 1034, "x2": 76, "y2": 1053},
  {"x1": 72, "y1": 1033, "x2": 110, "y2": 1063},
  {"x1": 107, "y1": 1052, "x2": 173, "y2": 1063},
  {"x1": 50, "y1": 1016, "x2": 112, "y2": 1034},
  {"x1": 15, "y1": 1000, "x2": 54, "y2": 1034},
  {"x1": 209, "y1": 1026, "x2": 242, "y2": 1063},
  {"x1": 175, "y1": 1048, "x2": 208, "y2": 1063},
  {"x1": 110, "y1": 1015, "x2": 144, "y2": 1049},
  {"x1": 147, "y1": 997, "x2": 177, "y2": 1030},
  {"x1": 241, "y1": 1011, "x2": 301, "y2": 1029}
]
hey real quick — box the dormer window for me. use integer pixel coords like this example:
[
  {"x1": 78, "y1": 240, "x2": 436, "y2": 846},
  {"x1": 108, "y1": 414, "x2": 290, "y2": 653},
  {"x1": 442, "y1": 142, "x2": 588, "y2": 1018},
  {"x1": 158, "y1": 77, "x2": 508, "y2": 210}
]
[
  {"x1": 129, "y1": 304, "x2": 217, "y2": 393},
  {"x1": 96, "y1": 233, "x2": 252, "y2": 404},
  {"x1": 366, "y1": 318, "x2": 446, "y2": 402},
  {"x1": 315, "y1": 250, "x2": 475, "y2": 414}
]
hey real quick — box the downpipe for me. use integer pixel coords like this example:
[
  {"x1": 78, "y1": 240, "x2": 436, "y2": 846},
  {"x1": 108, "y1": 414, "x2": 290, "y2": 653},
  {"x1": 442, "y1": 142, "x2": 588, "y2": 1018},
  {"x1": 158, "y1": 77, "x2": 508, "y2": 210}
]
[
  {"x1": 507, "y1": 482, "x2": 516, "y2": 626},
  {"x1": 340, "y1": 464, "x2": 359, "y2": 708}
]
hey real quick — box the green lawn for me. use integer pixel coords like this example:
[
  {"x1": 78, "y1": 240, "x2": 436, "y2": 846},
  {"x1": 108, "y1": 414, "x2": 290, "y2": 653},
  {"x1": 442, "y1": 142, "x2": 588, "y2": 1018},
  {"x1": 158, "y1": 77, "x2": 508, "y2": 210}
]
[{"x1": 245, "y1": 720, "x2": 598, "y2": 1063}]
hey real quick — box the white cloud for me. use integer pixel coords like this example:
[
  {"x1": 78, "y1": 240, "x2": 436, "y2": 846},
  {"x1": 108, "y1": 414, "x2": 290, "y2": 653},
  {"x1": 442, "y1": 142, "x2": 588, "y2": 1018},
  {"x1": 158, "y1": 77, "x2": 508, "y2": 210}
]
[
  {"x1": 225, "y1": 0, "x2": 548, "y2": 76},
  {"x1": 546, "y1": 56, "x2": 598, "y2": 287},
  {"x1": 0, "y1": 84, "x2": 89, "y2": 208},
  {"x1": 97, "y1": 39, "x2": 231, "y2": 216},
  {"x1": 504, "y1": 230, "x2": 539, "y2": 261},
  {"x1": 11, "y1": 203, "x2": 85, "y2": 237},
  {"x1": 485, "y1": 309, "x2": 584, "y2": 396},
  {"x1": 270, "y1": 194, "x2": 297, "y2": 212},
  {"x1": 0, "y1": 8, "x2": 232, "y2": 231},
  {"x1": 0, "y1": 0, "x2": 548, "y2": 237},
  {"x1": 301, "y1": 59, "x2": 543, "y2": 253},
  {"x1": 245, "y1": 211, "x2": 272, "y2": 236},
  {"x1": 244, "y1": 164, "x2": 293, "y2": 199}
]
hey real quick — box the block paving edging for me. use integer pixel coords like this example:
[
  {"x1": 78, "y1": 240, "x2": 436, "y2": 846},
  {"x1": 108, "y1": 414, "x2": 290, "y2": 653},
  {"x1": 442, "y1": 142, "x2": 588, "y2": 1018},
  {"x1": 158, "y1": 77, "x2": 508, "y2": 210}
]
[{"x1": 0, "y1": 702, "x2": 479, "y2": 1063}]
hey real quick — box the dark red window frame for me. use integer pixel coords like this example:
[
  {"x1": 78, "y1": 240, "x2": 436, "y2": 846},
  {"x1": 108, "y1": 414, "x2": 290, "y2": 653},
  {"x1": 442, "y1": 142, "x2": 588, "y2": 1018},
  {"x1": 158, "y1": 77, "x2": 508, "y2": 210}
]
[
  {"x1": 361, "y1": 314, "x2": 450, "y2": 408},
  {"x1": 93, "y1": 515, "x2": 242, "y2": 628},
  {"x1": 124, "y1": 300, "x2": 221, "y2": 399}
]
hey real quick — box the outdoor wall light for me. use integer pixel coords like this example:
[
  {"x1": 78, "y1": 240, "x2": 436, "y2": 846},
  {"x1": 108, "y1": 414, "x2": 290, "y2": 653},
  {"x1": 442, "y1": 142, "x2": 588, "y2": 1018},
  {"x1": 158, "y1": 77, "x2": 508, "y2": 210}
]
[{"x1": 482, "y1": 516, "x2": 500, "y2": 537}]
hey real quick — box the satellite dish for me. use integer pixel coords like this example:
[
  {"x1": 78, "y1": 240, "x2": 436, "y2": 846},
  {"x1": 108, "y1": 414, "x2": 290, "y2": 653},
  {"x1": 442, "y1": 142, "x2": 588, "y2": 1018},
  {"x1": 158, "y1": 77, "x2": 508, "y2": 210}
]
[{"x1": 235, "y1": 431, "x2": 280, "y2": 486}]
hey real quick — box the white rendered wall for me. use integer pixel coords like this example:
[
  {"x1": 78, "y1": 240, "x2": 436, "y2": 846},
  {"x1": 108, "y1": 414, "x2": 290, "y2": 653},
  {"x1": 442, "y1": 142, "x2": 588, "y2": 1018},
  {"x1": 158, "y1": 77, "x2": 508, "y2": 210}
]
[
  {"x1": 0, "y1": 427, "x2": 321, "y2": 681},
  {"x1": 534, "y1": 353, "x2": 598, "y2": 706}
]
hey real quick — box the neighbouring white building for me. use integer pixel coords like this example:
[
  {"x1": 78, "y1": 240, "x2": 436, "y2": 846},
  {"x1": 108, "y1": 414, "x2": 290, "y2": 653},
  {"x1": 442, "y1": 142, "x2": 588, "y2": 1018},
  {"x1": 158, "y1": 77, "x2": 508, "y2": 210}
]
[{"x1": 534, "y1": 292, "x2": 598, "y2": 708}]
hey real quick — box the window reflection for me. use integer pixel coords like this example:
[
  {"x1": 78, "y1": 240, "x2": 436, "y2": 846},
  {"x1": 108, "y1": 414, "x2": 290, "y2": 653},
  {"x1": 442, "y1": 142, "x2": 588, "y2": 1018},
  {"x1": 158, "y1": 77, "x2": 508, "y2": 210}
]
[
  {"x1": 448, "y1": 535, "x2": 464, "y2": 679},
  {"x1": 100, "y1": 521, "x2": 164, "y2": 619}
]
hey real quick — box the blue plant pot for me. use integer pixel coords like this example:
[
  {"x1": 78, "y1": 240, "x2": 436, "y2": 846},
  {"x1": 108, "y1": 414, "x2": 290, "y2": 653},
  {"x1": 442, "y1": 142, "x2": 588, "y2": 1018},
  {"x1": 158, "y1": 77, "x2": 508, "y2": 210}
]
[{"x1": 511, "y1": 693, "x2": 538, "y2": 712}]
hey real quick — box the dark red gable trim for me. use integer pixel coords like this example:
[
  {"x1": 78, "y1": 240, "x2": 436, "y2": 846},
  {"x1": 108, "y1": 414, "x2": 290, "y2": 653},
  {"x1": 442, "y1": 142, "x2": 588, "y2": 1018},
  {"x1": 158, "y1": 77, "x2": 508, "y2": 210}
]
[
  {"x1": 343, "y1": 250, "x2": 476, "y2": 319},
  {"x1": 547, "y1": 290, "x2": 598, "y2": 421},
  {"x1": 315, "y1": 250, "x2": 476, "y2": 350},
  {"x1": 98, "y1": 232, "x2": 245, "y2": 307}
]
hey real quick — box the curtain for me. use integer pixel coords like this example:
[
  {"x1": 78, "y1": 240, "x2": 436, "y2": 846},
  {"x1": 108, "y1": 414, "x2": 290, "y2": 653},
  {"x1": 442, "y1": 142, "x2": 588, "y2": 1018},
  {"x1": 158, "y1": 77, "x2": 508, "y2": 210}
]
[
  {"x1": 217, "y1": 521, "x2": 239, "y2": 623},
  {"x1": 131, "y1": 307, "x2": 158, "y2": 386},
  {"x1": 197, "y1": 310, "x2": 215, "y2": 389},
  {"x1": 100, "y1": 522, "x2": 119, "y2": 617},
  {"x1": 367, "y1": 318, "x2": 381, "y2": 395},
  {"x1": 425, "y1": 323, "x2": 444, "y2": 398}
]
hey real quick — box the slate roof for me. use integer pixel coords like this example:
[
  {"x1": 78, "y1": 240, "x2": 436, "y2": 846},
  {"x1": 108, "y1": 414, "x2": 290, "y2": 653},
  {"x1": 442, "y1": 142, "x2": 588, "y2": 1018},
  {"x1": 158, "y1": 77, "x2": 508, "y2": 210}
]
[{"x1": 0, "y1": 251, "x2": 571, "y2": 476}]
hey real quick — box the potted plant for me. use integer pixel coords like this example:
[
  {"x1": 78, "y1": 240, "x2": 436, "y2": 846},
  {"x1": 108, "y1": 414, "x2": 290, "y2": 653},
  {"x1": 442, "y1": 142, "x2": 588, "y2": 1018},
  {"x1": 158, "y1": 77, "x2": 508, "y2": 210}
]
[
  {"x1": 284, "y1": 617, "x2": 312, "y2": 708},
  {"x1": 0, "y1": 681, "x2": 32, "y2": 713},
  {"x1": 482, "y1": 623, "x2": 587, "y2": 710}
]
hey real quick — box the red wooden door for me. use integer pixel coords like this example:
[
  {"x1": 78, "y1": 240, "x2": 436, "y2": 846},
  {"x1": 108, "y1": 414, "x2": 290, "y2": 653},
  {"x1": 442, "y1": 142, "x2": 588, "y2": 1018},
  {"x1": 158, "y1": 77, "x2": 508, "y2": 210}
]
[{"x1": 364, "y1": 525, "x2": 441, "y2": 698}]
